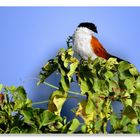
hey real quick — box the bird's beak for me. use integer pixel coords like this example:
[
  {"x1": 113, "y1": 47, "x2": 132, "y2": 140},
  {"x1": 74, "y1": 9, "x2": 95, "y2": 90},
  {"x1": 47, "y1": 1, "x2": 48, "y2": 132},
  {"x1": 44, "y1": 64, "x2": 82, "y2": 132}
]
[{"x1": 95, "y1": 30, "x2": 98, "y2": 33}]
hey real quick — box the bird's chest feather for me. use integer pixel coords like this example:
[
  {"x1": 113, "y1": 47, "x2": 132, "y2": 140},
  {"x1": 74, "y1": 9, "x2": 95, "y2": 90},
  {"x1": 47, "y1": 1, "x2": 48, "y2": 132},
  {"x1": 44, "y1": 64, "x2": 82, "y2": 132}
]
[{"x1": 73, "y1": 31, "x2": 97, "y2": 60}]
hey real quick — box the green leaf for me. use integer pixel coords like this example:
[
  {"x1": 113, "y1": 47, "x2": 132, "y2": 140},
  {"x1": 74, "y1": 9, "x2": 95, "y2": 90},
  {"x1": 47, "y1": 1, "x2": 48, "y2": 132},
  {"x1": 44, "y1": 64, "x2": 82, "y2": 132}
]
[
  {"x1": 127, "y1": 124, "x2": 138, "y2": 133},
  {"x1": 131, "y1": 118, "x2": 138, "y2": 125},
  {"x1": 48, "y1": 90, "x2": 67, "y2": 115},
  {"x1": 80, "y1": 79, "x2": 89, "y2": 93},
  {"x1": 110, "y1": 114, "x2": 119, "y2": 130},
  {"x1": 38, "y1": 58, "x2": 58, "y2": 84},
  {"x1": 14, "y1": 100, "x2": 24, "y2": 110},
  {"x1": 60, "y1": 75, "x2": 70, "y2": 92},
  {"x1": 67, "y1": 48, "x2": 74, "y2": 56},
  {"x1": 25, "y1": 99, "x2": 32, "y2": 107},
  {"x1": 0, "y1": 111, "x2": 7, "y2": 123},
  {"x1": 15, "y1": 86, "x2": 27, "y2": 101},
  {"x1": 93, "y1": 79, "x2": 106, "y2": 92},
  {"x1": 130, "y1": 93, "x2": 137, "y2": 106},
  {"x1": 76, "y1": 100, "x2": 95, "y2": 125},
  {"x1": 67, "y1": 59, "x2": 78, "y2": 77},
  {"x1": 0, "y1": 84, "x2": 3, "y2": 92},
  {"x1": 123, "y1": 105, "x2": 137, "y2": 119},
  {"x1": 58, "y1": 48, "x2": 65, "y2": 55},
  {"x1": 118, "y1": 61, "x2": 131, "y2": 72},
  {"x1": 129, "y1": 67, "x2": 139, "y2": 76},
  {"x1": 21, "y1": 125, "x2": 39, "y2": 134},
  {"x1": 61, "y1": 52, "x2": 66, "y2": 61},
  {"x1": 39, "y1": 110, "x2": 60, "y2": 128},
  {"x1": 105, "y1": 57, "x2": 118, "y2": 70},
  {"x1": 119, "y1": 70, "x2": 133, "y2": 80},
  {"x1": 85, "y1": 99, "x2": 95, "y2": 114},
  {"x1": 58, "y1": 64, "x2": 67, "y2": 76},
  {"x1": 13, "y1": 86, "x2": 30, "y2": 110},
  {"x1": 4, "y1": 85, "x2": 17, "y2": 94},
  {"x1": 105, "y1": 71, "x2": 114, "y2": 79},
  {"x1": 94, "y1": 119, "x2": 103, "y2": 132},
  {"x1": 21, "y1": 108, "x2": 34, "y2": 125},
  {"x1": 55, "y1": 121, "x2": 64, "y2": 129},
  {"x1": 10, "y1": 127, "x2": 20, "y2": 134},
  {"x1": 81, "y1": 124, "x2": 87, "y2": 133},
  {"x1": 120, "y1": 115, "x2": 130, "y2": 126},
  {"x1": 123, "y1": 98, "x2": 132, "y2": 106},
  {"x1": 0, "y1": 128, "x2": 4, "y2": 133},
  {"x1": 124, "y1": 79, "x2": 134, "y2": 90},
  {"x1": 64, "y1": 59, "x2": 69, "y2": 68},
  {"x1": 135, "y1": 76, "x2": 140, "y2": 94},
  {"x1": 68, "y1": 118, "x2": 80, "y2": 133}
]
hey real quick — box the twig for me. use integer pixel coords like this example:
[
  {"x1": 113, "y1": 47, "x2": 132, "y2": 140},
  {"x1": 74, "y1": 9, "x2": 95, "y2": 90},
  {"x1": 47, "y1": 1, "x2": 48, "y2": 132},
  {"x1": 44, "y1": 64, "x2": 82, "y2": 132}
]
[
  {"x1": 32, "y1": 95, "x2": 84, "y2": 105},
  {"x1": 26, "y1": 77, "x2": 85, "y2": 97},
  {"x1": 32, "y1": 100, "x2": 49, "y2": 105}
]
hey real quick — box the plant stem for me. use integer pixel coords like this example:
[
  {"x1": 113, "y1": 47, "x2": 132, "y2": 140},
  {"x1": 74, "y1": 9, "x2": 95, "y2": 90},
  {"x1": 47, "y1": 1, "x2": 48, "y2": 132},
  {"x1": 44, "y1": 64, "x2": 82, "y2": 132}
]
[
  {"x1": 32, "y1": 95, "x2": 84, "y2": 105},
  {"x1": 68, "y1": 90, "x2": 83, "y2": 96},
  {"x1": 28, "y1": 77, "x2": 85, "y2": 97},
  {"x1": 67, "y1": 95, "x2": 85, "y2": 101},
  {"x1": 43, "y1": 81, "x2": 59, "y2": 90},
  {"x1": 42, "y1": 80, "x2": 84, "y2": 96},
  {"x1": 32, "y1": 100, "x2": 49, "y2": 105}
]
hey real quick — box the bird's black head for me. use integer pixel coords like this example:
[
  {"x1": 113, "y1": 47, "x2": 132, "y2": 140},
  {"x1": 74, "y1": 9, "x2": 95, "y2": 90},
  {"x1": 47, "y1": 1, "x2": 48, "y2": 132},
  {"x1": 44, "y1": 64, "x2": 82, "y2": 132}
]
[{"x1": 78, "y1": 22, "x2": 98, "y2": 33}]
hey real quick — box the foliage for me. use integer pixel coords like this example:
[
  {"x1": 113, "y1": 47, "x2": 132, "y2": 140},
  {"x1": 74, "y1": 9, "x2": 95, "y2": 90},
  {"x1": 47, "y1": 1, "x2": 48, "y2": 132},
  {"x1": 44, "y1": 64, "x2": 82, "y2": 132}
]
[
  {"x1": 37, "y1": 44, "x2": 140, "y2": 134},
  {"x1": 0, "y1": 85, "x2": 79, "y2": 134},
  {"x1": 1, "y1": 41, "x2": 140, "y2": 134}
]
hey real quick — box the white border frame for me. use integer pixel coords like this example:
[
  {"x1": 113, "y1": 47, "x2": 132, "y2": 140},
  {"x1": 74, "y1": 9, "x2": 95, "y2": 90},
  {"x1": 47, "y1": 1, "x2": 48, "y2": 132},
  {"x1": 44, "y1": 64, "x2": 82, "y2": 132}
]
[
  {"x1": 0, "y1": 0, "x2": 140, "y2": 6},
  {"x1": 0, "y1": 1, "x2": 140, "y2": 139},
  {"x1": 1, "y1": 135, "x2": 140, "y2": 140}
]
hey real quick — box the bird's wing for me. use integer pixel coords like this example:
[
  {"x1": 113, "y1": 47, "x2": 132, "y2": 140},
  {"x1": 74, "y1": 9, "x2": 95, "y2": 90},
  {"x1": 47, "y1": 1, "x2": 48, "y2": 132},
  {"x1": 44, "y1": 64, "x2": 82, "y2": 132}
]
[
  {"x1": 90, "y1": 36, "x2": 110, "y2": 60},
  {"x1": 91, "y1": 36, "x2": 129, "y2": 63}
]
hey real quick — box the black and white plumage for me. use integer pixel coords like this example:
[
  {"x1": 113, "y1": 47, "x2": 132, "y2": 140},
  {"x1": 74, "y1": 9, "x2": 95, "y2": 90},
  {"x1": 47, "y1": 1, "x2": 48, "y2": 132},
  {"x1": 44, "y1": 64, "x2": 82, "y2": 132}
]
[{"x1": 72, "y1": 22, "x2": 124, "y2": 62}]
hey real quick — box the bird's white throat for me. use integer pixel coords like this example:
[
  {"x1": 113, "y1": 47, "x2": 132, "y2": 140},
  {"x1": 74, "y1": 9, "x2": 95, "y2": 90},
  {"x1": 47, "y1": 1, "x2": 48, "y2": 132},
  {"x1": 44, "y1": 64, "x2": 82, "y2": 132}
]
[{"x1": 73, "y1": 27, "x2": 97, "y2": 60}]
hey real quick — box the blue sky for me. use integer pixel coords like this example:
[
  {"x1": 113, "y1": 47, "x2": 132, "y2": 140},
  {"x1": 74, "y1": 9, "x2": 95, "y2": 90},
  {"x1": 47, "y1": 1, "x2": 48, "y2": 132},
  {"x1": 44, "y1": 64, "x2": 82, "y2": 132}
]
[{"x1": 0, "y1": 7, "x2": 140, "y2": 119}]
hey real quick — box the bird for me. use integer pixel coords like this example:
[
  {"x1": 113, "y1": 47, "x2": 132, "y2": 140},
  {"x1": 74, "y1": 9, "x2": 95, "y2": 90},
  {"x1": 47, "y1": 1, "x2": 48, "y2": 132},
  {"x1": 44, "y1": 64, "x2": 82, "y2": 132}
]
[{"x1": 72, "y1": 22, "x2": 124, "y2": 62}]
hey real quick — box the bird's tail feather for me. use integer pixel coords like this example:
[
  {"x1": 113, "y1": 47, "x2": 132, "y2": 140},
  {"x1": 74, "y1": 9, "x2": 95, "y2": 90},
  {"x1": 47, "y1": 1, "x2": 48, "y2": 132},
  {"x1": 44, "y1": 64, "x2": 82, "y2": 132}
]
[{"x1": 109, "y1": 54, "x2": 129, "y2": 63}]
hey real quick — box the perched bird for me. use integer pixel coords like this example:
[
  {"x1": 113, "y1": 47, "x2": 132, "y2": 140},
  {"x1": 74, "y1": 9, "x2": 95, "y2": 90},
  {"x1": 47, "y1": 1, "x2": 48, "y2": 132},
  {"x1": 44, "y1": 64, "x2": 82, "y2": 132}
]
[{"x1": 73, "y1": 22, "x2": 124, "y2": 62}]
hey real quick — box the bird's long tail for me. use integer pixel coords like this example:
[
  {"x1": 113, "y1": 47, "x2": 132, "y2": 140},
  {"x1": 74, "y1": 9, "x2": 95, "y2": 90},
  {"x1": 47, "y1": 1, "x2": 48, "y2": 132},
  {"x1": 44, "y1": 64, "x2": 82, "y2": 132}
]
[{"x1": 109, "y1": 54, "x2": 129, "y2": 63}]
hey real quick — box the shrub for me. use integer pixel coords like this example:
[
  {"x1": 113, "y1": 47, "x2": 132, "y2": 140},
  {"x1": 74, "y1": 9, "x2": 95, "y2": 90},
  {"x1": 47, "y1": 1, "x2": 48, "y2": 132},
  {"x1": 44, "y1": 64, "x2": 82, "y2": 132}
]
[{"x1": 0, "y1": 42, "x2": 140, "y2": 134}]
